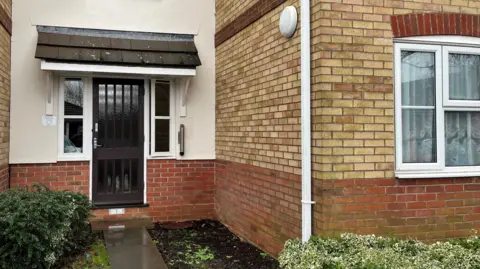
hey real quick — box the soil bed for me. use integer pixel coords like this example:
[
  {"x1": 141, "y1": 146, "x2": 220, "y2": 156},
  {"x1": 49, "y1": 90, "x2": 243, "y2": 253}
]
[{"x1": 149, "y1": 219, "x2": 280, "y2": 269}]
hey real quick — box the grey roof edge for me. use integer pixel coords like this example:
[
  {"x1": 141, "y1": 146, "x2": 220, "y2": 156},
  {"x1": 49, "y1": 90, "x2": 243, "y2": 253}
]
[{"x1": 37, "y1": 25, "x2": 195, "y2": 42}]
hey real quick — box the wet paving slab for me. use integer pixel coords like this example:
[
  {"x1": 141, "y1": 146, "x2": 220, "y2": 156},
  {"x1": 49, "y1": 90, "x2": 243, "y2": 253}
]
[{"x1": 104, "y1": 227, "x2": 168, "y2": 269}]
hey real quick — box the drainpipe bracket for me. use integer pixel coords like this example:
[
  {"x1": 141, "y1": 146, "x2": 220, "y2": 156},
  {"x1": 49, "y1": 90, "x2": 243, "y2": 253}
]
[{"x1": 301, "y1": 200, "x2": 316, "y2": 204}]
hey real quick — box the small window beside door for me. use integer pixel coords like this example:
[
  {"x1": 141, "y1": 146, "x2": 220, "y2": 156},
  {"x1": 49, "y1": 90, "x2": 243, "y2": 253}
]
[
  {"x1": 150, "y1": 81, "x2": 175, "y2": 157},
  {"x1": 59, "y1": 78, "x2": 88, "y2": 160},
  {"x1": 63, "y1": 78, "x2": 84, "y2": 154}
]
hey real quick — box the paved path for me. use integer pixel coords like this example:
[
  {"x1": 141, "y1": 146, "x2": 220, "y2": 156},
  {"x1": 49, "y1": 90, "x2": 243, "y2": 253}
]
[{"x1": 104, "y1": 227, "x2": 168, "y2": 269}]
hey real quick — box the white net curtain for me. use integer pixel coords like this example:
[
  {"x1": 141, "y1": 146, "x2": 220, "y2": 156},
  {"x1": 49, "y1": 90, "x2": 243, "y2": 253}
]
[
  {"x1": 401, "y1": 51, "x2": 436, "y2": 164},
  {"x1": 446, "y1": 54, "x2": 480, "y2": 166},
  {"x1": 401, "y1": 51, "x2": 480, "y2": 166}
]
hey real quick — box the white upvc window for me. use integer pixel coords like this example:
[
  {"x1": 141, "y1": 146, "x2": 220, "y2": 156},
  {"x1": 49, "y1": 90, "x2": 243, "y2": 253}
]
[
  {"x1": 58, "y1": 77, "x2": 91, "y2": 160},
  {"x1": 395, "y1": 41, "x2": 480, "y2": 178},
  {"x1": 150, "y1": 80, "x2": 176, "y2": 157}
]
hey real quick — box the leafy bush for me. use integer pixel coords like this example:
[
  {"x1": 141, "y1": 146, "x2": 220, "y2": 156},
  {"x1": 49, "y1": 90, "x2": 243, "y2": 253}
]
[
  {"x1": 0, "y1": 185, "x2": 92, "y2": 269},
  {"x1": 279, "y1": 233, "x2": 480, "y2": 269}
]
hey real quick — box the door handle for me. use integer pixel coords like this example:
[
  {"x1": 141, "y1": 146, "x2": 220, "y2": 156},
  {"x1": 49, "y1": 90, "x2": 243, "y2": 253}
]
[{"x1": 93, "y1": 138, "x2": 102, "y2": 149}]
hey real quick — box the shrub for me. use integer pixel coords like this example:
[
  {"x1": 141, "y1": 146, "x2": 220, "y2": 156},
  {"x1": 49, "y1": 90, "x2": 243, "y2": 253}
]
[
  {"x1": 279, "y1": 233, "x2": 480, "y2": 269},
  {"x1": 0, "y1": 185, "x2": 92, "y2": 269}
]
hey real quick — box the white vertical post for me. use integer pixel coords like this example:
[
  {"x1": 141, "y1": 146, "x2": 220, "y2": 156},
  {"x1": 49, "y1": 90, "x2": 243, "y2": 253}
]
[{"x1": 300, "y1": 0, "x2": 313, "y2": 243}]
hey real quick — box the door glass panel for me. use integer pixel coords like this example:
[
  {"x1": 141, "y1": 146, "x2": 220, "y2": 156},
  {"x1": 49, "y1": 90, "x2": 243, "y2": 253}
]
[
  {"x1": 155, "y1": 82, "x2": 170, "y2": 116},
  {"x1": 64, "y1": 79, "x2": 83, "y2": 116},
  {"x1": 107, "y1": 160, "x2": 113, "y2": 194},
  {"x1": 123, "y1": 159, "x2": 131, "y2": 193},
  {"x1": 97, "y1": 160, "x2": 105, "y2": 194},
  {"x1": 114, "y1": 159, "x2": 122, "y2": 193},
  {"x1": 107, "y1": 84, "x2": 115, "y2": 148},
  {"x1": 131, "y1": 85, "x2": 139, "y2": 146},
  {"x1": 155, "y1": 119, "x2": 170, "y2": 152},
  {"x1": 123, "y1": 85, "x2": 131, "y2": 147},
  {"x1": 131, "y1": 159, "x2": 138, "y2": 192},
  {"x1": 64, "y1": 119, "x2": 83, "y2": 153},
  {"x1": 115, "y1": 85, "x2": 123, "y2": 147},
  {"x1": 98, "y1": 84, "x2": 106, "y2": 147}
]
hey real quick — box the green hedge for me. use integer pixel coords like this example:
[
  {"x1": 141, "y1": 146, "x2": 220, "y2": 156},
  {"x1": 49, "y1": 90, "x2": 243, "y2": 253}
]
[
  {"x1": 0, "y1": 185, "x2": 92, "y2": 269},
  {"x1": 279, "y1": 233, "x2": 480, "y2": 269}
]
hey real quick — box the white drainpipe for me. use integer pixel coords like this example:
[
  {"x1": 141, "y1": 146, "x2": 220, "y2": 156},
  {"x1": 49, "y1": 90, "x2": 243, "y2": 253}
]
[{"x1": 300, "y1": 0, "x2": 314, "y2": 243}]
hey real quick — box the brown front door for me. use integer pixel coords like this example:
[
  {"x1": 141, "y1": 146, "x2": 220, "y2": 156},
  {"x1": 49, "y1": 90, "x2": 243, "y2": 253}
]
[{"x1": 92, "y1": 78, "x2": 144, "y2": 206}]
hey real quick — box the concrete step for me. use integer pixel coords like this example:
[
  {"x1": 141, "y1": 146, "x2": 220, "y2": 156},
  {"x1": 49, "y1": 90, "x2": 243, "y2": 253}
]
[{"x1": 91, "y1": 217, "x2": 153, "y2": 232}]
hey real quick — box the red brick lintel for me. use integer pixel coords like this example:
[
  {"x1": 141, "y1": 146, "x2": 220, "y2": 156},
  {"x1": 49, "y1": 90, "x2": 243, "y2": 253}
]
[{"x1": 391, "y1": 13, "x2": 480, "y2": 38}]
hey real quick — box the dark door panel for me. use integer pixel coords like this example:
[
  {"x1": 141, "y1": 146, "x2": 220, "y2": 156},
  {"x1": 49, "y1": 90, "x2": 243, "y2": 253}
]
[{"x1": 92, "y1": 78, "x2": 144, "y2": 206}]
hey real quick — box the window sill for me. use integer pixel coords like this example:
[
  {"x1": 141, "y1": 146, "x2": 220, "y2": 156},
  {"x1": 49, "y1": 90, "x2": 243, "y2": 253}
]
[
  {"x1": 57, "y1": 155, "x2": 90, "y2": 162},
  {"x1": 395, "y1": 170, "x2": 480, "y2": 179},
  {"x1": 147, "y1": 155, "x2": 176, "y2": 160}
]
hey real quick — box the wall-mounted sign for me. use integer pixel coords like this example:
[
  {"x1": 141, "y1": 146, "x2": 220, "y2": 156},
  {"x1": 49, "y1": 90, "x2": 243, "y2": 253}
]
[{"x1": 42, "y1": 115, "x2": 57, "y2": 127}]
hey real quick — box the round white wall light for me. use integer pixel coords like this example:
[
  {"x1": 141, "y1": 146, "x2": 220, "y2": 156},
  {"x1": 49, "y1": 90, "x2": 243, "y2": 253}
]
[{"x1": 279, "y1": 6, "x2": 298, "y2": 38}]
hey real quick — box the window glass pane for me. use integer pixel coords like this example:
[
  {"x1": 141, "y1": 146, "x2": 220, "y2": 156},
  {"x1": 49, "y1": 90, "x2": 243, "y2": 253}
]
[
  {"x1": 445, "y1": 111, "x2": 480, "y2": 166},
  {"x1": 449, "y1": 53, "x2": 480, "y2": 101},
  {"x1": 402, "y1": 109, "x2": 436, "y2": 163},
  {"x1": 64, "y1": 119, "x2": 83, "y2": 153},
  {"x1": 401, "y1": 51, "x2": 435, "y2": 106},
  {"x1": 64, "y1": 79, "x2": 83, "y2": 115},
  {"x1": 401, "y1": 50, "x2": 437, "y2": 164},
  {"x1": 155, "y1": 82, "x2": 170, "y2": 117},
  {"x1": 155, "y1": 119, "x2": 170, "y2": 152}
]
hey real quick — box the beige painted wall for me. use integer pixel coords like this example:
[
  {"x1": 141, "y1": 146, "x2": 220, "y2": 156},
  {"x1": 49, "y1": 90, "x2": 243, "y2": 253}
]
[{"x1": 10, "y1": 0, "x2": 215, "y2": 163}]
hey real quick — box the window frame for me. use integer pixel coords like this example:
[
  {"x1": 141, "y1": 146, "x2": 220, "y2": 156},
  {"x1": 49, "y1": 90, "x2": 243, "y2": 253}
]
[
  {"x1": 395, "y1": 41, "x2": 480, "y2": 178},
  {"x1": 149, "y1": 79, "x2": 176, "y2": 158},
  {"x1": 58, "y1": 77, "x2": 92, "y2": 161},
  {"x1": 442, "y1": 46, "x2": 480, "y2": 108}
]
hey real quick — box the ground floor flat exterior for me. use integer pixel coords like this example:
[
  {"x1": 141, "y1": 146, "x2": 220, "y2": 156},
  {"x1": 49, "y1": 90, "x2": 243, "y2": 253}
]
[{"x1": 6, "y1": 0, "x2": 480, "y2": 259}]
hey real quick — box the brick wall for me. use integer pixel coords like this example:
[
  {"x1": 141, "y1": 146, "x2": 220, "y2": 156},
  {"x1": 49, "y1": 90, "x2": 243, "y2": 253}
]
[
  {"x1": 94, "y1": 159, "x2": 215, "y2": 222},
  {"x1": 215, "y1": 0, "x2": 257, "y2": 31},
  {"x1": 10, "y1": 162, "x2": 90, "y2": 194},
  {"x1": 216, "y1": 0, "x2": 480, "y2": 256},
  {"x1": 216, "y1": 160, "x2": 301, "y2": 255},
  {"x1": 316, "y1": 178, "x2": 480, "y2": 240},
  {"x1": 10, "y1": 160, "x2": 215, "y2": 222},
  {"x1": 0, "y1": 0, "x2": 10, "y2": 192},
  {"x1": 312, "y1": 0, "x2": 480, "y2": 239},
  {"x1": 215, "y1": 0, "x2": 302, "y2": 255},
  {"x1": 216, "y1": 0, "x2": 301, "y2": 175},
  {"x1": 145, "y1": 159, "x2": 215, "y2": 222}
]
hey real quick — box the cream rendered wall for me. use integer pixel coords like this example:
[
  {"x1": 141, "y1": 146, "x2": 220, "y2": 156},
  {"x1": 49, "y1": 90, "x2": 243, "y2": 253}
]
[{"x1": 10, "y1": 0, "x2": 215, "y2": 163}]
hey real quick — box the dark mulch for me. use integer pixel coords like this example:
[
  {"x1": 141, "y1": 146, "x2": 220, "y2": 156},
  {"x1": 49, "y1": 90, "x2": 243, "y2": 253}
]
[{"x1": 149, "y1": 219, "x2": 280, "y2": 269}]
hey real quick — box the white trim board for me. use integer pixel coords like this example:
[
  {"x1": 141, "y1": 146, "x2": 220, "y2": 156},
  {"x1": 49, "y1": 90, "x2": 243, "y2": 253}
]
[{"x1": 41, "y1": 60, "x2": 197, "y2": 77}]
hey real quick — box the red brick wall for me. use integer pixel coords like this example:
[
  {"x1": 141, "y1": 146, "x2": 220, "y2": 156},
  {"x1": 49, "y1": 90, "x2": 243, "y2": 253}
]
[
  {"x1": 10, "y1": 162, "x2": 90, "y2": 194},
  {"x1": 9, "y1": 160, "x2": 215, "y2": 222},
  {"x1": 146, "y1": 159, "x2": 215, "y2": 222},
  {"x1": 215, "y1": 160, "x2": 302, "y2": 255},
  {"x1": 315, "y1": 178, "x2": 480, "y2": 241}
]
